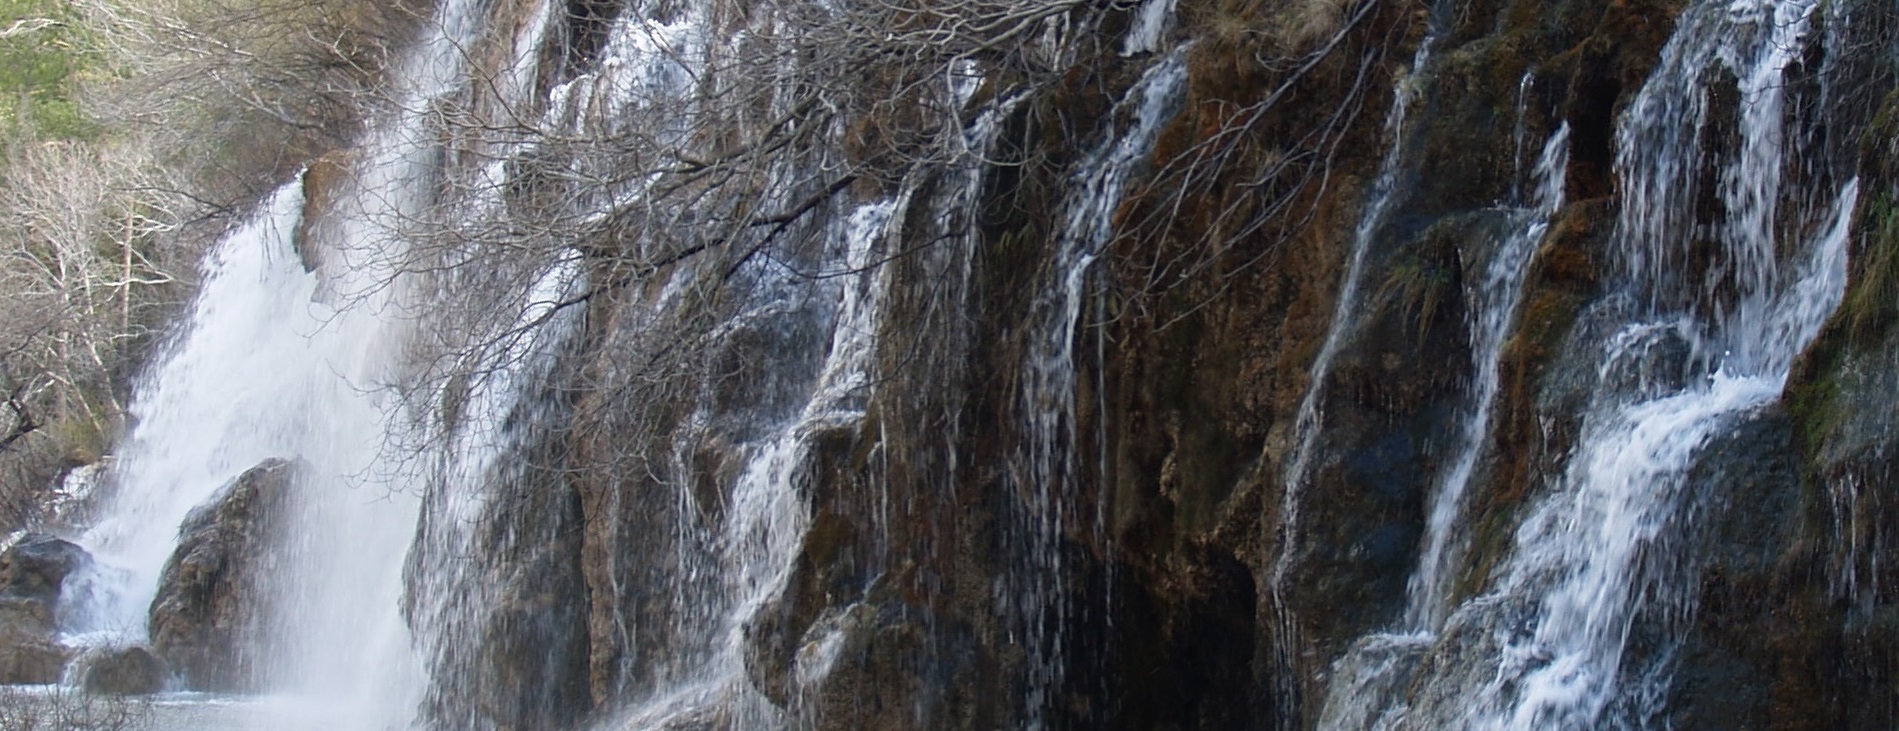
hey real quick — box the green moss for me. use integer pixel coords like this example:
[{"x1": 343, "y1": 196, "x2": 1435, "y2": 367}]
[
  {"x1": 1841, "y1": 191, "x2": 1899, "y2": 341},
  {"x1": 1787, "y1": 91, "x2": 1899, "y2": 465},
  {"x1": 0, "y1": 0, "x2": 99, "y2": 142}
]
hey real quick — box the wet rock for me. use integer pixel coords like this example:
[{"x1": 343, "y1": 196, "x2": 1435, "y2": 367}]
[
  {"x1": 395, "y1": 0, "x2": 1899, "y2": 728},
  {"x1": 1, "y1": 533, "x2": 90, "y2": 606},
  {"x1": 406, "y1": 392, "x2": 593, "y2": 731},
  {"x1": 1315, "y1": 631, "x2": 1430, "y2": 730},
  {"x1": 1392, "y1": 593, "x2": 1541, "y2": 729},
  {"x1": 1597, "y1": 321, "x2": 1701, "y2": 398},
  {"x1": 148, "y1": 458, "x2": 298, "y2": 692},
  {"x1": 72, "y1": 645, "x2": 167, "y2": 695},
  {"x1": 1661, "y1": 405, "x2": 1829, "y2": 729},
  {"x1": 776, "y1": 592, "x2": 990, "y2": 731},
  {"x1": 1777, "y1": 92, "x2": 1899, "y2": 731},
  {"x1": 0, "y1": 630, "x2": 67, "y2": 684},
  {"x1": 295, "y1": 150, "x2": 355, "y2": 274},
  {"x1": 0, "y1": 533, "x2": 86, "y2": 683}
]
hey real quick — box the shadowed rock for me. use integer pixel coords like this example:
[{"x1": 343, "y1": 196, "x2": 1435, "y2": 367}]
[
  {"x1": 148, "y1": 458, "x2": 298, "y2": 692},
  {"x1": 0, "y1": 533, "x2": 87, "y2": 683}
]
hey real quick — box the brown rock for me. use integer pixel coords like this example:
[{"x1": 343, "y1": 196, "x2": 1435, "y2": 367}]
[
  {"x1": 0, "y1": 534, "x2": 86, "y2": 683},
  {"x1": 73, "y1": 645, "x2": 167, "y2": 695},
  {"x1": 0, "y1": 533, "x2": 90, "y2": 606},
  {"x1": 0, "y1": 630, "x2": 67, "y2": 684},
  {"x1": 295, "y1": 150, "x2": 356, "y2": 274}
]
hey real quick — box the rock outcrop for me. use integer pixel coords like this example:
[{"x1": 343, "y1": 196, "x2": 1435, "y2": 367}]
[
  {"x1": 0, "y1": 533, "x2": 87, "y2": 683},
  {"x1": 147, "y1": 458, "x2": 298, "y2": 692}
]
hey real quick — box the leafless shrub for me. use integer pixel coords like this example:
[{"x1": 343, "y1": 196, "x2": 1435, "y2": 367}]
[{"x1": 0, "y1": 685, "x2": 152, "y2": 731}]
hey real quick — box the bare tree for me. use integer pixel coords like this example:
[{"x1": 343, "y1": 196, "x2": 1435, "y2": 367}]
[{"x1": 0, "y1": 131, "x2": 195, "y2": 526}]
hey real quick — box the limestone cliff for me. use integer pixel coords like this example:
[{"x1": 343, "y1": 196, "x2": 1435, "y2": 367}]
[{"x1": 60, "y1": 0, "x2": 1899, "y2": 728}]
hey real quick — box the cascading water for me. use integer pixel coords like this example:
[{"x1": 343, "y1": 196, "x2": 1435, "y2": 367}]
[
  {"x1": 19, "y1": 0, "x2": 1896, "y2": 727},
  {"x1": 1315, "y1": 122, "x2": 1573, "y2": 731},
  {"x1": 65, "y1": 185, "x2": 321, "y2": 644},
  {"x1": 596, "y1": 197, "x2": 902, "y2": 730},
  {"x1": 1009, "y1": 49, "x2": 1187, "y2": 726},
  {"x1": 1352, "y1": 0, "x2": 1861, "y2": 728}
]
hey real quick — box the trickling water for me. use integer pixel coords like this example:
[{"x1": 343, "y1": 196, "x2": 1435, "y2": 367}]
[
  {"x1": 1271, "y1": 6, "x2": 1445, "y2": 722},
  {"x1": 1010, "y1": 50, "x2": 1185, "y2": 727},
  {"x1": 1509, "y1": 72, "x2": 1536, "y2": 205},
  {"x1": 1407, "y1": 124, "x2": 1571, "y2": 632},
  {"x1": 1276, "y1": 0, "x2": 1445, "y2": 580}
]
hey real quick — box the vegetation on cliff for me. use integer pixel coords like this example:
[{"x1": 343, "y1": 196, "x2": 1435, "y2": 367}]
[
  {"x1": 0, "y1": 0, "x2": 415, "y2": 528},
  {"x1": 3, "y1": 0, "x2": 1899, "y2": 729}
]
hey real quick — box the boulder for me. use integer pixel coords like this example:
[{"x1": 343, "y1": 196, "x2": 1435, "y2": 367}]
[
  {"x1": 72, "y1": 645, "x2": 167, "y2": 695},
  {"x1": 0, "y1": 533, "x2": 86, "y2": 683},
  {"x1": 148, "y1": 458, "x2": 297, "y2": 692},
  {"x1": 0, "y1": 597, "x2": 67, "y2": 684},
  {"x1": 1, "y1": 533, "x2": 90, "y2": 606}
]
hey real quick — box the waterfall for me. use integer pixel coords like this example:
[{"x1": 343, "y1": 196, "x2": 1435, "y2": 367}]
[
  {"x1": 1370, "y1": 0, "x2": 1859, "y2": 728},
  {"x1": 21, "y1": 0, "x2": 1894, "y2": 726},
  {"x1": 60, "y1": 0, "x2": 496, "y2": 723},
  {"x1": 67, "y1": 185, "x2": 331, "y2": 643}
]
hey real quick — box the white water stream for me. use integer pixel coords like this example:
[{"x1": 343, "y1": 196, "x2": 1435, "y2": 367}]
[
  {"x1": 1010, "y1": 50, "x2": 1186, "y2": 728},
  {"x1": 1315, "y1": 121, "x2": 1572, "y2": 731},
  {"x1": 1406, "y1": 123, "x2": 1571, "y2": 631},
  {"x1": 1268, "y1": 8, "x2": 1446, "y2": 723},
  {"x1": 1325, "y1": 0, "x2": 1859, "y2": 728},
  {"x1": 55, "y1": 0, "x2": 509, "y2": 726}
]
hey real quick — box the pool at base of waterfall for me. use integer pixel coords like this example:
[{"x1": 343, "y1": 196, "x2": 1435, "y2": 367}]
[{"x1": 0, "y1": 685, "x2": 382, "y2": 731}]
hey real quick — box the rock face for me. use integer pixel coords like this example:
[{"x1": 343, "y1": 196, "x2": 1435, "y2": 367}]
[
  {"x1": 295, "y1": 150, "x2": 354, "y2": 276},
  {"x1": 71, "y1": 644, "x2": 167, "y2": 695},
  {"x1": 148, "y1": 458, "x2": 297, "y2": 692},
  {"x1": 142, "y1": 0, "x2": 1899, "y2": 727},
  {"x1": 0, "y1": 533, "x2": 86, "y2": 683},
  {"x1": 387, "y1": 0, "x2": 1899, "y2": 726}
]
